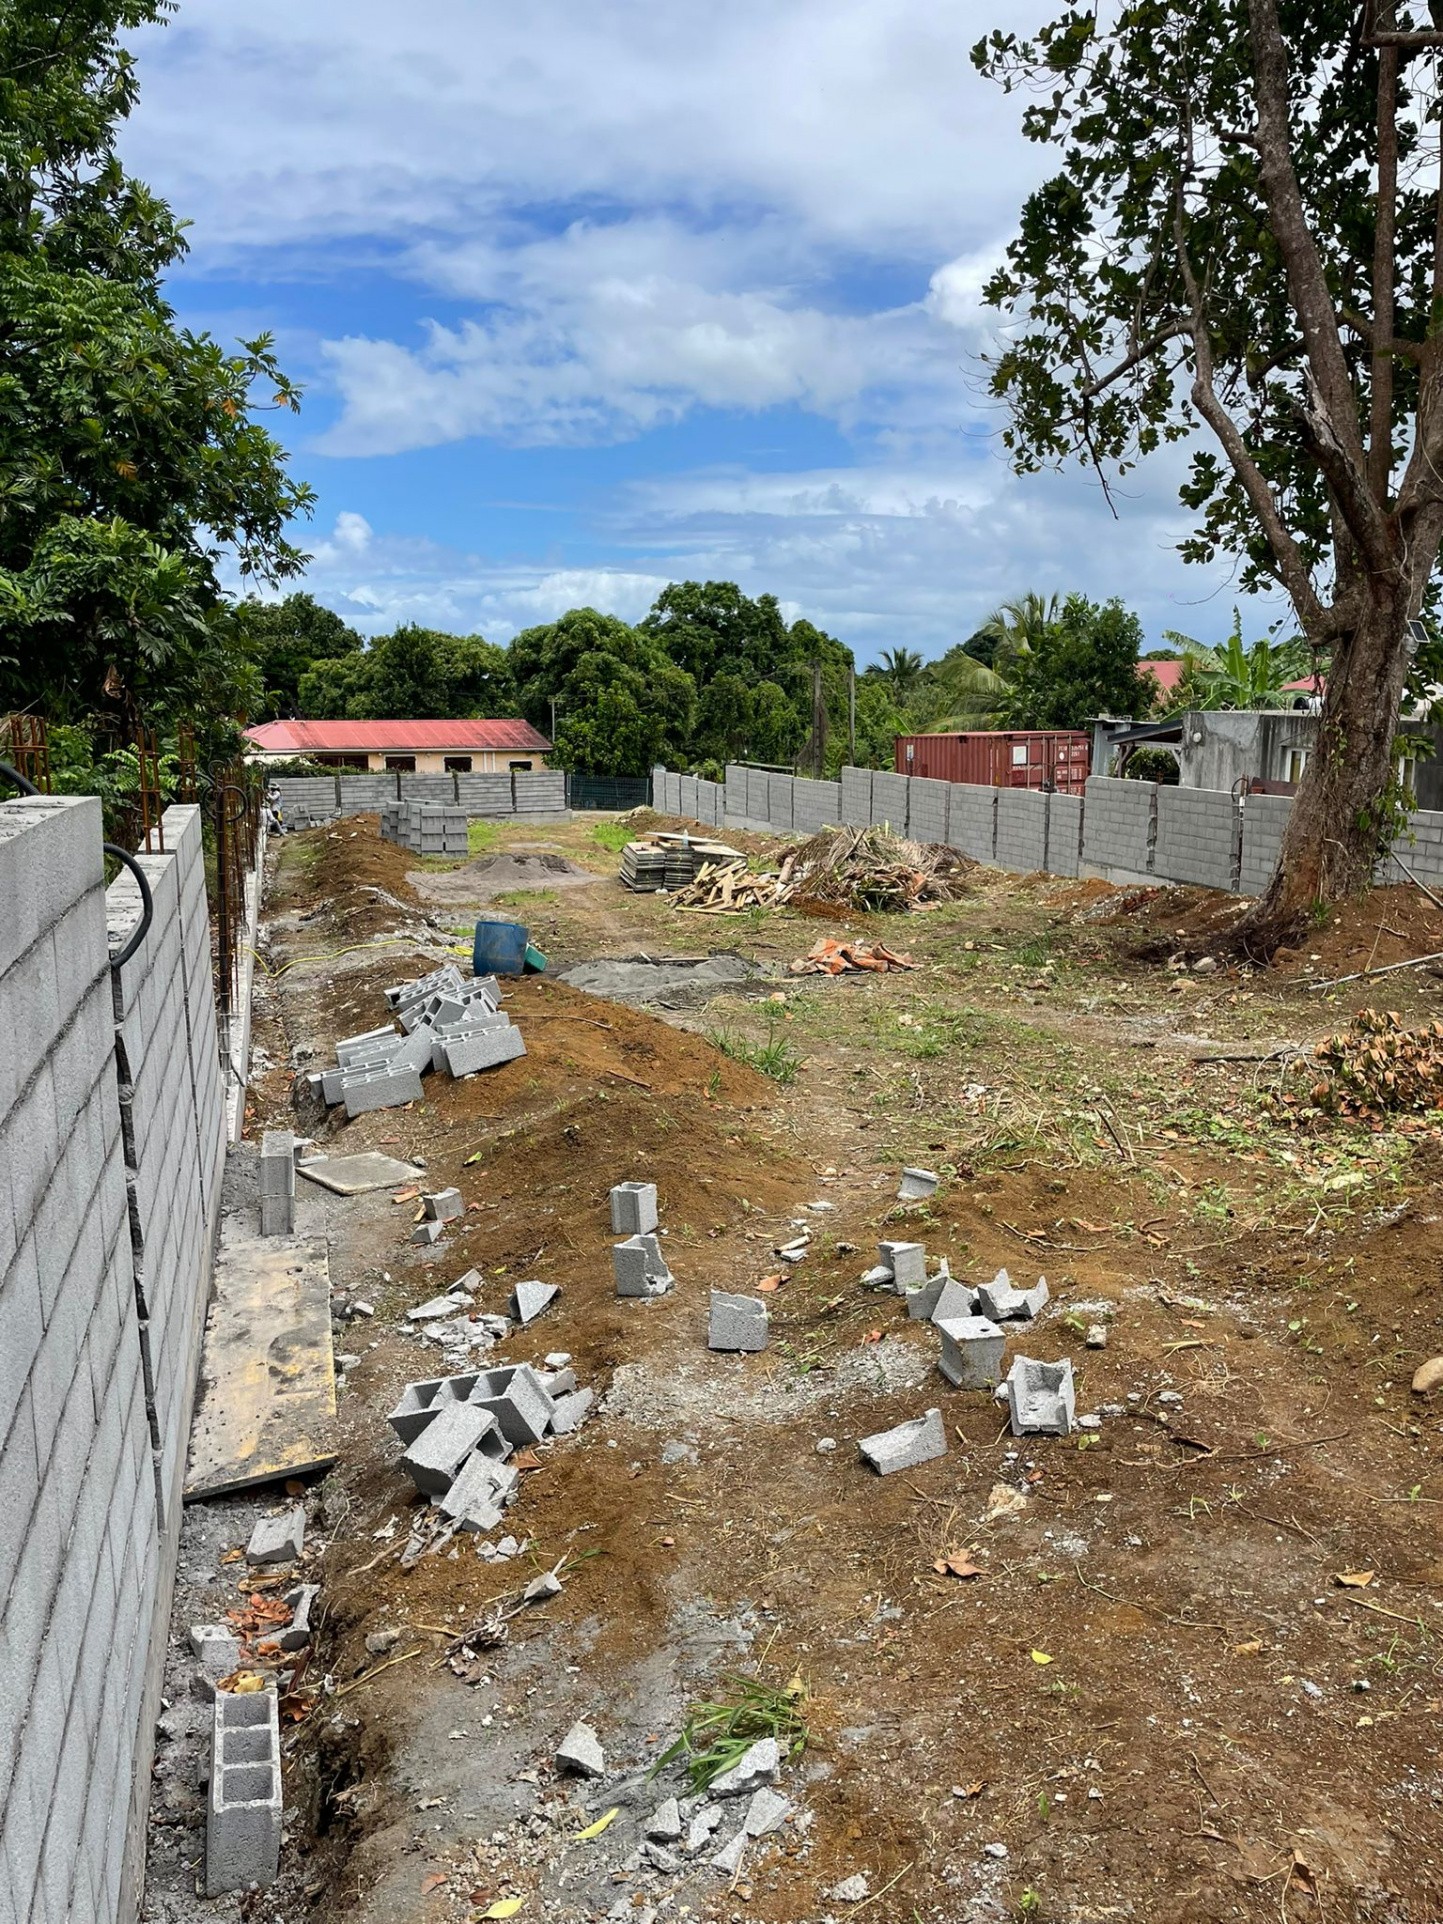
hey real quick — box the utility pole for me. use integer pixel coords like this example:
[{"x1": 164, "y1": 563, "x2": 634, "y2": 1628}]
[
  {"x1": 847, "y1": 667, "x2": 856, "y2": 766},
  {"x1": 811, "y1": 660, "x2": 826, "y2": 778}
]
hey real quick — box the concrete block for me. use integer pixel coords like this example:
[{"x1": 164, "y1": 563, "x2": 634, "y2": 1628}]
[
  {"x1": 423, "y1": 1187, "x2": 463, "y2": 1222},
  {"x1": 936, "y1": 1314, "x2": 1006, "y2": 1389},
  {"x1": 878, "y1": 1240, "x2": 926, "y2": 1287},
  {"x1": 511, "y1": 1280, "x2": 559, "y2": 1323},
  {"x1": 386, "y1": 1376, "x2": 453, "y2": 1444},
  {"x1": 400, "y1": 1401, "x2": 496, "y2": 1494},
  {"x1": 428, "y1": 1012, "x2": 508, "y2": 1070},
  {"x1": 246, "y1": 1506, "x2": 305, "y2": 1565},
  {"x1": 388, "y1": 1022, "x2": 444, "y2": 1075},
  {"x1": 549, "y1": 1387, "x2": 595, "y2": 1433},
  {"x1": 206, "y1": 1690, "x2": 281, "y2": 1895},
  {"x1": 610, "y1": 1180, "x2": 659, "y2": 1235},
  {"x1": 470, "y1": 1364, "x2": 556, "y2": 1445},
  {"x1": 708, "y1": 1289, "x2": 769, "y2": 1352},
  {"x1": 898, "y1": 1166, "x2": 938, "y2": 1200},
  {"x1": 998, "y1": 1356, "x2": 1076, "y2": 1436},
  {"x1": 438, "y1": 1451, "x2": 509, "y2": 1531},
  {"x1": 858, "y1": 1406, "x2": 946, "y2": 1475},
  {"x1": 259, "y1": 1131, "x2": 296, "y2": 1193},
  {"x1": 190, "y1": 1624, "x2": 242, "y2": 1668},
  {"x1": 929, "y1": 1277, "x2": 978, "y2": 1324},
  {"x1": 903, "y1": 1276, "x2": 947, "y2": 1320},
  {"x1": 711, "y1": 1735, "x2": 780, "y2": 1796},
  {"x1": 976, "y1": 1269, "x2": 1049, "y2": 1321},
  {"x1": 280, "y1": 1584, "x2": 319, "y2": 1650},
  {"x1": 613, "y1": 1232, "x2": 674, "y2": 1297},
  {"x1": 412, "y1": 1219, "x2": 444, "y2": 1245},
  {"x1": 341, "y1": 1065, "x2": 424, "y2": 1116},
  {"x1": 335, "y1": 1027, "x2": 401, "y2": 1068},
  {"x1": 556, "y1": 1721, "x2": 605, "y2": 1777},
  {"x1": 443, "y1": 1025, "x2": 527, "y2": 1076},
  {"x1": 259, "y1": 1192, "x2": 294, "y2": 1238}
]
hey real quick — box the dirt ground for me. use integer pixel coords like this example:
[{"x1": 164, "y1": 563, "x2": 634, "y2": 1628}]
[{"x1": 153, "y1": 808, "x2": 1443, "y2": 1924}]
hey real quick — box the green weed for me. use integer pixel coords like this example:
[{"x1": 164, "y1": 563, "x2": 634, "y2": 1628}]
[
  {"x1": 707, "y1": 1017, "x2": 803, "y2": 1085},
  {"x1": 467, "y1": 819, "x2": 500, "y2": 855},
  {"x1": 591, "y1": 820, "x2": 632, "y2": 852},
  {"x1": 653, "y1": 1673, "x2": 809, "y2": 1791}
]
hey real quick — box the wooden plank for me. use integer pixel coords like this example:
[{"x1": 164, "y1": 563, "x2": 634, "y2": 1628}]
[{"x1": 184, "y1": 1231, "x2": 337, "y2": 1501}]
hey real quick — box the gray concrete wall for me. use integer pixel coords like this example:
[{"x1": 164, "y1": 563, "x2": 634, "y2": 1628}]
[
  {"x1": 397, "y1": 772, "x2": 457, "y2": 803},
  {"x1": 1382, "y1": 807, "x2": 1443, "y2": 887},
  {"x1": 454, "y1": 772, "x2": 513, "y2": 816},
  {"x1": 724, "y1": 764, "x2": 747, "y2": 821},
  {"x1": 947, "y1": 785, "x2": 996, "y2": 862},
  {"x1": 337, "y1": 772, "x2": 398, "y2": 814},
  {"x1": 1, "y1": 797, "x2": 224, "y2": 1924},
  {"x1": 1239, "y1": 792, "x2": 1293, "y2": 896},
  {"x1": 792, "y1": 778, "x2": 841, "y2": 835},
  {"x1": 1081, "y1": 777, "x2": 1157, "y2": 878},
  {"x1": 1154, "y1": 785, "x2": 1240, "y2": 891},
  {"x1": 767, "y1": 773, "x2": 795, "y2": 832},
  {"x1": 906, "y1": 777, "x2": 949, "y2": 844},
  {"x1": 270, "y1": 775, "x2": 339, "y2": 820},
  {"x1": 840, "y1": 765, "x2": 873, "y2": 828},
  {"x1": 870, "y1": 771, "x2": 909, "y2": 832},
  {"x1": 745, "y1": 768, "x2": 770, "y2": 824},
  {"x1": 995, "y1": 789, "x2": 1049, "y2": 872},
  {"x1": 511, "y1": 772, "x2": 567, "y2": 814},
  {"x1": 678, "y1": 775, "x2": 698, "y2": 819},
  {"x1": 1044, "y1": 793, "x2": 1084, "y2": 879}
]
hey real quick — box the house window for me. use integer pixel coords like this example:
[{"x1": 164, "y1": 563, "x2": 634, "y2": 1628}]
[
  {"x1": 385, "y1": 755, "x2": 415, "y2": 772},
  {"x1": 1284, "y1": 748, "x2": 1309, "y2": 785},
  {"x1": 509, "y1": 760, "x2": 533, "y2": 772},
  {"x1": 444, "y1": 756, "x2": 473, "y2": 773}
]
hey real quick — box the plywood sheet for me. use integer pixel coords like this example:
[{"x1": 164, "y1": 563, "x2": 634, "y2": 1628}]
[{"x1": 185, "y1": 1233, "x2": 337, "y2": 1500}]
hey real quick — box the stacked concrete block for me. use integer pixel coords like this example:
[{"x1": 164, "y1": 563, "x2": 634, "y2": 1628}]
[
  {"x1": 1080, "y1": 776, "x2": 1157, "y2": 878},
  {"x1": 259, "y1": 1130, "x2": 296, "y2": 1236},
  {"x1": 791, "y1": 778, "x2": 842, "y2": 835},
  {"x1": 936, "y1": 1315, "x2": 1006, "y2": 1390},
  {"x1": 840, "y1": 765, "x2": 874, "y2": 828},
  {"x1": 996, "y1": 1356, "x2": 1076, "y2": 1436},
  {"x1": 1238, "y1": 791, "x2": 1294, "y2": 896},
  {"x1": 389, "y1": 1361, "x2": 593, "y2": 1526},
  {"x1": 206, "y1": 1689, "x2": 282, "y2": 1895},
  {"x1": 947, "y1": 784, "x2": 998, "y2": 862},
  {"x1": 708, "y1": 1290, "x2": 769, "y2": 1351},
  {"x1": 995, "y1": 789, "x2": 1050, "y2": 872},
  {"x1": 611, "y1": 1181, "x2": 659, "y2": 1234},
  {"x1": 767, "y1": 772, "x2": 795, "y2": 831},
  {"x1": 614, "y1": 1232, "x2": 674, "y2": 1297},
  {"x1": 1154, "y1": 785, "x2": 1241, "y2": 891},
  {"x1": 870, "y1": 771, "x2": 910, "y2": 833},
  {"x1": 380, "y1": 799, "x2": 469, "y2": 855},
  {"x1": 906, "y1": 777, "x2": 949, "y2": 844},
  {"x1": 337, "y1": 772, "x2": 399, "y2": 815},
  {"x1": 318, "y1": 966, "x2": 519, "y2": 1112},
  {"x1": 1044, "y1": 792, "x2": 1084, "y2": 878},
  {"x1": 343, "y1": 1064, "x2": 425, "y2": 1117}
]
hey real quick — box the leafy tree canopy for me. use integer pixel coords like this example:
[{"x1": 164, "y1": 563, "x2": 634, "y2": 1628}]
[
  {"x1": 242, "y1": 593, "x2": 363, "y2": 720},
  {"x1": 1000, "y1": 594, "x2": 1155, "y2": 729},
  {"x1": 511, "y1": 607, "x2": 696, "y2": 775},
  {"x1": 0, "y1": 0, "x2": 313, "y2": 728}
]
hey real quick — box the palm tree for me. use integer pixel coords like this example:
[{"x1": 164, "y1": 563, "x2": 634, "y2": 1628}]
[
  {"x1": 1165, "y1": 613, "x2": 1311, "y2": 711},
  {"x1": 878, "y1": 646, "x2": 926, "y2": 702},
  {"x1": 975, "y1": 591, "x2": 1061, "y2": 666},
  {"x1": 923, "y1": 592, "x2": 1061, "y2": 730}
]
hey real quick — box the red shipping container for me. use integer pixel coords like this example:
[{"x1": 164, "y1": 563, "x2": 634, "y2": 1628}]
[{"x1": 894, "y1": 730, "x2": 1091, "y2": 794}]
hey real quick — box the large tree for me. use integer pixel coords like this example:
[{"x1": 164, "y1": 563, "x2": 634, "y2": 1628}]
[
  {"x1": 976, "y1": 4, "x2": 1443, "y2": 948},
  {"x1": 242, "y1": 593, "x2": 363, "y2": 720},
  {"x1": 0, "y1": 0, "x2": 313, "y2": 729},
  {"x1": 510, "y1": 607, "x2": 695, "y2": 774}
]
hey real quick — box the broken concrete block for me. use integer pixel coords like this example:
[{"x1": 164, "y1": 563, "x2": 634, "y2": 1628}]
[
  {"x1": 470, "y1": 1364, "x2": 556, "y2": 1446},
  {"x1": 999, "y1": 1356, "x2": 1075, "y2": 1437},
  {"x1": 407, "y1": 1293, "x2": 468, "y2": 1322},
  {"x1": 190, "y1": 1624, "x2": 242, "y2": 1669},
  {"x1": 708, "y1": 1289, "x2": 769, "y2": 1353},
  {"x1": 523, "y1": 1569, "x2": 563, "y2": 1603},
  {"x1": 977, "y1": 1268, "x2": 1050, "y2": 1322},
  {"x1": 860, "y1": 1263, "x2": 894, "y2": 1288},
  {"x1": 858, "y1": 1407, "x2": 946, "y2": 1476},
  {"x1": 903, "y1": 1276, "x2": 947, "y2": 1320},
  {"x1": 712, "y1": 1829, "x2": 749, "y2": 1875},
  {"x1": 206, "y1": 1689, "x2": 282, "y2": 1895},
  {"x1": 511, "y1": 1280, "x2": 559, "y2": 1324},
  {"x1": 898, "y1": 1166, "x2": 939, "y2": 1201},
  {"x1": 536, "y1": 1367, "x2": 577, "y2": 1398},
  {"x1": 936, "y1": 1315, "x2": 1006, "y2": 1391},
  {"x1": 399, "y1": 1401, "x2": 495, "y2": 1495},
  {"x1": 613, "y1": 1232, "x2": 673, "y2": 1298},
  {"x1": 437, "y1": 1451, "x2": 509, "y2": 1532},
  {"x1": 1085, "y1": 1323, "x2": 1108, "y2": 1349},
  {"x1": 443, "y1": 1025, "x2": 527, "y2": 1077},
  {"x1": 246, "y1": 1506, "x2": 305, "y2": 1565},
  {"x1": 386, "y1": 1376, "x2": 456, "y2": 1444},
  {"x1": 279, "y1": 1585, "x2": 319, "y2": 1651},
  {"x1": 646, "y1": 1796, "x2": 682, "y2": 1842},
  {"x1": 878, "y1": 1240, "x2": 926, "y2": 1288},
  {"x1": 610, "y1": 1180, "x2": 659, "y2": 1235},
  {"x1": 555, "y1": 1721, "x2": 605, "y2": 1777},
  {"x1": 710, "y1": 1735, "x2": 780, "y2": 1797},
  {"x1": 929, "y1": 1277, "x2": 978, "y2": 1324},
  {"x1": 342, "y1": 1064, "x2": 424, "y2": 1117},
  {"x1": 423, "y1": 1186, "x2": 463, "y2": 1222},
  {"x1": 744, "y1": 1787, "x2": 791, "y2": 1836},
  {"x1": 412, "y1": 1218, "x2": 444, "y2": 1245},
  {"x1": 549, "y1": 1388, "x2": 595, "y2": 1434}
]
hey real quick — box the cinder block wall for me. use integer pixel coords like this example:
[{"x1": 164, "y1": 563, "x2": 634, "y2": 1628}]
[
  {"x1": 513, "y1": 772, "x2": 566, "y2": 814},
  {"x1": 947, "y1": 785, "x2": 997, "y2": 861},
  {"x1": 678, "y1": 775, "x2": 698, "y2": 818},
  {"x1": 906, "y1": 777, "x2": 949, "y2": 843},
  {"x1": 337, "y1": 772, "x2": 399, "y2": 814},
  {"x1": 767, "y1": 773, "x2": 795, "y2": 831},
  {"x1": 870, "y1": 771, "x2": 909, "y2": 832},
  {"x1": 1080, "y1": 776, "x2": 1157, "y2": 876},
  {"x1": 270, "y1": 775, "x2": 339, "y2": 818},
  {"x1": 1045, "y1": 793, "x2": 1083, "y2": 878},
  {"x1": 397, "y1": 772, "x2": 457, "y2": 803},
  {"x1": 724, "y1": 763, "x2": 747, "y2": 820},
  {"x1": 1154, "y1": 786, "x2": 1240, "y2": 891},
  {"x1": 840, "y1": 766, "x2": 873, "y2": 827},
  {"x1": 792, "y1": 778, "x2": 841, "y2": 834},
  {"x1": 1239, "y1": 792, "x2": 1293, "y2": 895},
  {"x1": 0, "y1": 797, "x2": 225, "y2": 1924},
  {"x1": 1381, "y1": 806, "x2": 1443, "y2": 886},
  {"x1": 995, "y1": 789, "x2": 1049, "y2": 872},
  {"x1": 454, "y1": 772, "x2": 514, "y2": 816}
]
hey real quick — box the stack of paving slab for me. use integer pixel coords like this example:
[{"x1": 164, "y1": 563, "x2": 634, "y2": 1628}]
[
  {"x1": 306, "y1": 962, "x2": 526, "y2": 1117},
  {"x1": 387, "y1": 1360, "x2": 594, "y2": 1530},
  {"x1": 380, "y1": 798, "x2": 469, "y2": 854}
]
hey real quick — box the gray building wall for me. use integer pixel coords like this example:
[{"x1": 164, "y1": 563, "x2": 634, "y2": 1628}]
[{"x1": 1, "y1": 798, "x2": 225, "y2": 1924}]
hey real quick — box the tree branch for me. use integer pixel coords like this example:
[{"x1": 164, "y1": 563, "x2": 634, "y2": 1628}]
[
  {"x1": 1368, "y1": 26, "x2": 1399, "y2": 499},
  {"x1": 1172, "y1": 192, "x2": 1328, "y2": 638},
  {"x1": 1080, "y1": 323, "x2": 1192, "y2": 400}
]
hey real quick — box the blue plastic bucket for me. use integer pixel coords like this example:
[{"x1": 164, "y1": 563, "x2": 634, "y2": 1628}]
[{"x1": 472, "y1": 918, "x2": 530, "y2": 976}]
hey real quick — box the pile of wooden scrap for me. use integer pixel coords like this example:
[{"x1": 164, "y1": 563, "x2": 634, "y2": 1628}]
[
  {"x1": 790, "y1": 937, "x2": 917, "y2": 976},
  {"x1": 788, "y1": 825, "x2": 967, "y2": 913},
  {"x1": 671, "y1": 856, "x2": 793, "y2": 911}
]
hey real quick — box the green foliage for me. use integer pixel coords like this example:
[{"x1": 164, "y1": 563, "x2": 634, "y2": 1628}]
[
  {"x1": 0, "y1": 0, "x2": 313, "y2": 725},
  {"x1": 1163, "y1": 612, "x2": 1310, "y2": 712},
  {"x1": 241, "y1": 593, "x2": 362, "y2": 720},
  {"x1": 509, "y1": 606, "x2": 695, "y2": 775},
  {"x1": 653, "y1": 1674, "x2": 809, "y2": 1791},
  {"x1": 706, "y1": 1016, "x2": 803, "y2": 1084},
  {"x1": 999, "y1": 595, "x2": 1153, "y2": 728},
  {"x1": 590, "y1": 820, "x2": 633, "y2": 852}
]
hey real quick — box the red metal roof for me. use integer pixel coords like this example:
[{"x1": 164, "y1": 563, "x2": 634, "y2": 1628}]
[
  {"x1": 246, "y1": 718, "x2": 552, "y2": 754},
  {"x1": 1138, "y1": 658, "x2": 1185, "y2": 691}
]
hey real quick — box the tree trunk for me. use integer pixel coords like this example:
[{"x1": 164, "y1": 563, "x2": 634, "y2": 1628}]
[{"x1": 1237, "y1": 588, "x2": 1412, "y2": 956}]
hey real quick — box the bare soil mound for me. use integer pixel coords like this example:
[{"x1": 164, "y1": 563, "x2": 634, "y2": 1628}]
[{"x1": 409, "y1": 850, "x2": 601, "y2": 908}]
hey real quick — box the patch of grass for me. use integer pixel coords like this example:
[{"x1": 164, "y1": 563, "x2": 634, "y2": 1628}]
[
  {"x1": 653, "y1": 1673, "x2": 809, "y2": 1791},
  {"x1": 467, "y1": 819, "x2": 500, "y2": 855},
  {"x1": 707, "y1": 1016, "x2": 803, "y2": 1084},
  {"x1": 591, "y1": 820, "x2": 632, "y2": 853},
  {"x1": 492, "y1": 888, "x2": 559, "y2": 906}
]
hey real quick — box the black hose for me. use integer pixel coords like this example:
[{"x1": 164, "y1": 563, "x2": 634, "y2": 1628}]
[
  {"x1": 0, "y1": 758, "x2": 39, "y2": 797},
  {"x1": 104, "y1": 843, "x2": 154, "y2": 970}
]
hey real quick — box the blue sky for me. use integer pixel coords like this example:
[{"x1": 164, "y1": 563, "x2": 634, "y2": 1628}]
[{"x1": 121, "y1": 0, "x2": 1276, "y2": 663}]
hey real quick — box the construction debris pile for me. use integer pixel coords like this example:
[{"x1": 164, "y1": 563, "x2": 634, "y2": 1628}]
[
  {"x1": 388, "y1": 1359, "x2": 595, "y2": 1541},
  {"x1": 401, "y1": 1265, "x2": 561, "y2": 1369},
  {"x1": 1300, "y1": 1008, "x2": 1443, "y2": 1123},
  {"x1": 656, "y1": 823, "x2": 967, "y2": 915},
  {"x1": 302, "y1": 963, "x2": 525, "y2": 1118},
  {"x1": 788, "y1": 937, "x2": 916, "y2": 976},
  {"x1": 380, "y1": 798, "x2": 469, "y2": 855},
  {"x1": 620, "y1": 831, "x2": 745, "y2": 892}
]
